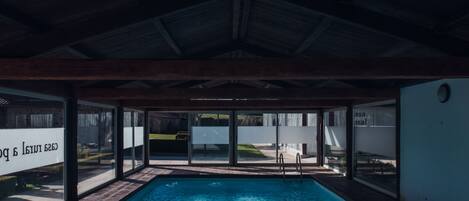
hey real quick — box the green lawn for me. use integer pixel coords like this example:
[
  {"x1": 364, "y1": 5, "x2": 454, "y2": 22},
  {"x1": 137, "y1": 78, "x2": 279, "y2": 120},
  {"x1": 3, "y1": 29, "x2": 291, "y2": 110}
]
[
  {"x1": 149, "y1": 133, "x2": 177, "y2": 140},
  {"x1": 237, "y1": 144, "x2": 267, "y2": 158}
]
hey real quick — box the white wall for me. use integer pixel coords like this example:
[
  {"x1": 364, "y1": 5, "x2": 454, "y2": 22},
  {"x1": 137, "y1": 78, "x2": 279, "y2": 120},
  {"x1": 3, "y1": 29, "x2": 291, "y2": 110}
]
[{"x1": 401, "y1": 79, "x2": 469, "y2": 201}]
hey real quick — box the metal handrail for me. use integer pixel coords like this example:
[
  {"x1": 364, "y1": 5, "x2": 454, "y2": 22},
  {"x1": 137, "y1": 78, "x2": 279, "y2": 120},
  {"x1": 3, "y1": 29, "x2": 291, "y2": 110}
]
[
  {"x1": 296, "y1": 153, "x2": 303, "y2": 181},
  {"x1": 279, "y1": 153, "x2": 286, "y2": 180}
]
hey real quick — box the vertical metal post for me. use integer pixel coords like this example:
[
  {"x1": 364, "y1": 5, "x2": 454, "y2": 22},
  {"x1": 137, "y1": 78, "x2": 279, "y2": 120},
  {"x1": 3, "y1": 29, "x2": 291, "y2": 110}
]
[
  {"x1": 131, "y1": 111, "x2": 135, "y2": 170},
  {"x1": 115, "y1": 107, "x2": 124, "y2": 179},
  {"x1": 317, "y1": 110, "x2": 324, "y2": 166},
  {"x1": 187, "y1": 113, "x2": 192, "y2": 165},
  {"x1": 275, "y1": 113, "x2": 279, "y2": 164},
  {"x1": 230, "y1": 110, "x2": 237, "y2": 166},
  {"x1": 144, "y1": 110, "x2": 150, "y2": 166},
  {"x1": 64, "y1": 95, "x2": 78, "y2": 201},
  {"x1": 346, "y1": 105, "x2": 353, "y2": 180},
  {"x1": 302, "y1": 113, "x2": 308, "y2": 155},
  {"x1": 396, "y1": 95, "x2": 401, "y2": 199}
]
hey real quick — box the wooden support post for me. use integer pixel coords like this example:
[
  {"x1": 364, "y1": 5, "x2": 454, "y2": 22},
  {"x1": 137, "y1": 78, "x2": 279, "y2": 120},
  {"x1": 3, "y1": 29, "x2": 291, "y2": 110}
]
[
  {"x1": 230, "y1": 110, "x2": 236, "y2": 166},
  {"x1": 317, "y1": 110, "x2": 324, "y2": 166},
  {"x1": 144, "y1": 110, "x2": 150, "y2": 166},
  {"x1": 64, "y1": 92, "x2": 78, "y2": 201},
  {"x1": 302, "y1": 113, "x2": 308, "y2": 155},
  {"x1": 346, "y1": 105, "x2": 353, "y2": 179},
  {"x1": 115, "y1": 107, "x2": 124, "y2": 179},
  {"x1": 396, "y1": 96, "x2": 401, "y2": 199}
]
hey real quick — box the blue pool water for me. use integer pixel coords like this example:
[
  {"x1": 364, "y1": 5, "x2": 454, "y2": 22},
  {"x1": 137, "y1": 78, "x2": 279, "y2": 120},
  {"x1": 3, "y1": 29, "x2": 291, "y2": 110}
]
[{"x1": 127, "y1": 178, "x2": 345, "y2": 201}]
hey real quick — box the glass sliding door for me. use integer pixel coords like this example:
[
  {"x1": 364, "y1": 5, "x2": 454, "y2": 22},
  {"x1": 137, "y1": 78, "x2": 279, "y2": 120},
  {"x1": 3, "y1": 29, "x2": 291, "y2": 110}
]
[
  {"x1": 278, "y1": 113, "x2": 317, "y2": 164},
  {"x1": 148, "y1": 112, "x2": 189, "y2": 165},
  {"x1": 134, "y1": 111, "x2": 144, "y2": 168},
  {"x1": 190, "y1": 112, "x2": 230, "y2": 164},
  {"x1": 0, "y1": 91, "x2": 64, "y2": 200},
  {"x1": 123, "y1": 109, "x2": 144, "y2": 174},
  {"x1": 236, "y1": 112, "x2": 277, "y2": 164},
  {"x1": 324, "y1": 109, "x2": 347, "y2": 173},
  {"x1": 353, "y1": 100, "x2": 397, "y2": 196},
  {"x1": 123, "y1": 110, "x2": 133, "y2": 173},
  {"x1": 77, "y1": 103, "x2": 115, "y2": 195}
]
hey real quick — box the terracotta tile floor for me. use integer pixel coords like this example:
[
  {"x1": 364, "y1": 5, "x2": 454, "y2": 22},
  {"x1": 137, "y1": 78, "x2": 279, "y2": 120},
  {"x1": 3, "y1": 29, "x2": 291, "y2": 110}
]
[{"x1": 80, "y1": 165, "x2": 396, "y2": 201}]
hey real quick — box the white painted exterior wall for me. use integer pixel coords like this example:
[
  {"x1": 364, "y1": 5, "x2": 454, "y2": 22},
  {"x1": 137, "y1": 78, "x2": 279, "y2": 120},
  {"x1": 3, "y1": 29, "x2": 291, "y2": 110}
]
[{"x1": 401, "y1": 79, "x2": 469, "y2": 201}]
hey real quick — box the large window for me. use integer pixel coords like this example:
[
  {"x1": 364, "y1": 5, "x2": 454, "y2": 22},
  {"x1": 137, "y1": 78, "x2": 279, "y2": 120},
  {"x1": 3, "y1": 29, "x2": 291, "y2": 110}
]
[
  {"x1": 353, "y1": 100, "x2": 397, "y2": 196},
  {"x1": 0, "y1": 92, "x2": 64, "y2": 200},
  {"x1": 324, "y1": 109, "x2": 347, "y2": 173},
  {"x1": 149, "y1": 112, "x2": 188, "y2": 165},
  {"x1": 123, "y1": 110, "x2": 144, "y2": 173},
  {"x1": 190, "y1": 112, "x2": 230, "y2": 164},
  {"x1": 77, "y1": 103, "x2": 115, "y2": 195},
  {"x1": 236, "y1": 112, "x2": 277, "y2": 164}
]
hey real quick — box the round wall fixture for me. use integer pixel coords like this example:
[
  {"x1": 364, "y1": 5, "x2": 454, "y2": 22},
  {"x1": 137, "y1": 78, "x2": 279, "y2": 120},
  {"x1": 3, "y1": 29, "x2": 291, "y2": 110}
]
[{"x1": 437, "y1": 83, "x2": 451, "y2": 103}]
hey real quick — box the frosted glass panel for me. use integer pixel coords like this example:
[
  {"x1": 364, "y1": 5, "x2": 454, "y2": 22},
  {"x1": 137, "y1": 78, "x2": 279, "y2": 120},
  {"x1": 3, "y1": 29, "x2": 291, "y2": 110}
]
[
  {"x1": 134, "y1": 127, "x2": 144, "y2": 146},
  {"x1": 238, "y1": 126, "x2": 276, "y2": 144},
  {"x1": 123, "y1": 127, "x2": 133, "y2": 149},
  {"x1": 279, "y1": 126, "x2": 316, "y2": 143},
  {"x1": 192, "y1": 126, "x2": 229, "y2": 144}
]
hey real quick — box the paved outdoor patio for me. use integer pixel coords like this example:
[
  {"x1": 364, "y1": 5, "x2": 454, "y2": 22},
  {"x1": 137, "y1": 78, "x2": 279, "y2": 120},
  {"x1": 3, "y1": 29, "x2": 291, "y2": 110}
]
[{"x1": 80, "y1": 166, "x2": 396, "y2": 201}]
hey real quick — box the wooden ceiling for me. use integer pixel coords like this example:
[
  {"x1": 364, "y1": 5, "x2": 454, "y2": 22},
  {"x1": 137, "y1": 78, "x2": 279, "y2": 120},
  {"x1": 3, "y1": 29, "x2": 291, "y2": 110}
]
[{"x1": 0, "y1": 0, "x2": 468, "y2": 109}]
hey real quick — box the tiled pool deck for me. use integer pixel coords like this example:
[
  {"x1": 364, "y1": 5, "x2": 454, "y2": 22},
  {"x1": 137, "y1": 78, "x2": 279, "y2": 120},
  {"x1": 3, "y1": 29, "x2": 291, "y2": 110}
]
[{"x1": 80, "y1": 166, "x2": 396, "y2": 201}]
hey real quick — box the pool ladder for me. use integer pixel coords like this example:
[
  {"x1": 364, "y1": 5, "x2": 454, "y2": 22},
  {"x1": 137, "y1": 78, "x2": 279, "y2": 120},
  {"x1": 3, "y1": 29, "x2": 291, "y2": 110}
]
[
  {"x1": 278, "y1": 153, "x2": 303, "y2": 181},
  {"x1": 279, "y1": 153, "x2": 286, "y2": 180},
  {"x1": 296, "y1": 153, "x2": 303, "y2": 181}
]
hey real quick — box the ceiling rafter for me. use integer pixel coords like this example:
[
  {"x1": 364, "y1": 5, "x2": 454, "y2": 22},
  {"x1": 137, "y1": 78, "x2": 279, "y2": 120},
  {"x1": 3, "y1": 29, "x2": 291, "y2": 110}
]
[
  {"x1": 284, "y1": 0, "x2": 469, "y2": 56},
  {"x1": 239, "y1": 0, "x2": 251, "y2": 40},
  {"x1": 434, "y1": 9, "x2": 469, "y2": 32},
  {"x1": 153, "y1": 18, "x2": 183, "y2": 56},
  {"x1": 0, "y1": 2, "x2": 51, "y2": 32},
  {"x1": 379, "y1": 41, "x2": 417, "y2": 57},
  {"x1": 294, "y1": 16, "x2": 332, "y2": 54},
  {"x1": 232, "y1": 0, "x2": 242, "y2": 40},
  {"x1": 0, "y1": 1, "x2": 209, "y2": 57}
]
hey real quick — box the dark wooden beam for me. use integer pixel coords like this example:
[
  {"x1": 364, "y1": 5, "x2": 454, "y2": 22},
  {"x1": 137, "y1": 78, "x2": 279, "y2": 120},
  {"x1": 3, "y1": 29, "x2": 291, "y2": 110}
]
[
  {"x1": 122, "y1": 99, "x2": 351, "y2": 109},
  {"x1": 0, "y1": 1, "x2": 208, "y2": 57},
  {"x1": 285, "y1": 0, "x2": 469, "y2": 56},
  {"x1": 1, "y1": 58, "x2": 469, "y2": 80},
  {"x1": 77, "y1": 88, "x2": 397, "y2": 100},
  {"x1": 153, "y1": 19, "x2": 183, "y2": 56}
]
